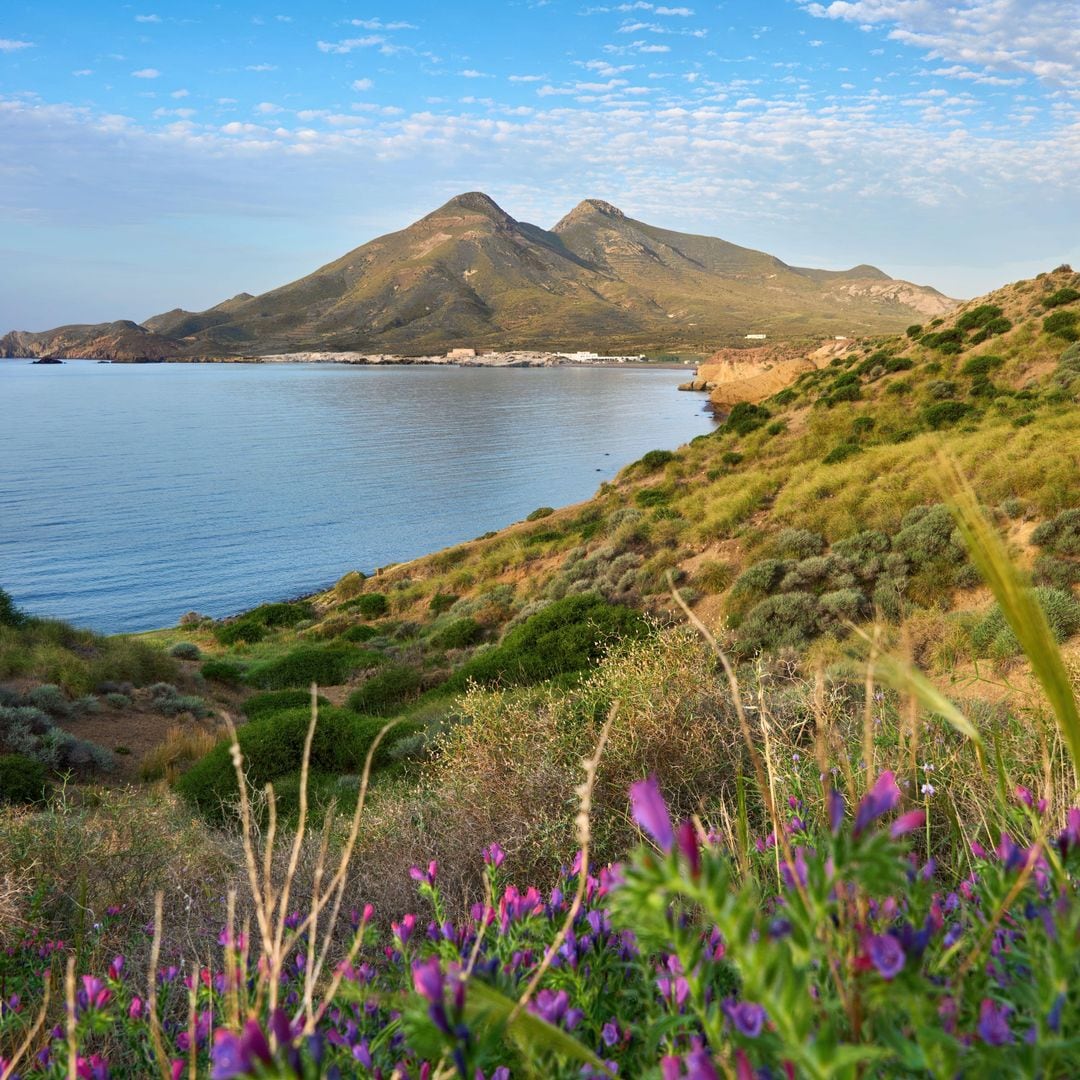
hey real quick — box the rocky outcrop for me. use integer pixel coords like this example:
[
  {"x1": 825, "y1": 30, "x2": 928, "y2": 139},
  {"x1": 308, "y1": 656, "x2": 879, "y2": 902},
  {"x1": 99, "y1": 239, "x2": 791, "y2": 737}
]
[{"x1": 1, "y1": 321, "x2": 184, "y2": 362}]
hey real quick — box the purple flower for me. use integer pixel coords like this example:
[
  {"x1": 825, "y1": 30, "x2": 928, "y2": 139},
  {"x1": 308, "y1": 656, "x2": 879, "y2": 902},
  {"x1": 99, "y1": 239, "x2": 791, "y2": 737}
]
[
  {"x1": 78, "y1": 976, "x2": 112, "y2": 1013},
  {"x1": 630, "y1": 775, "x2": 674, "y2": 852},
  {"x1": 684, "y1": 1044, "x2": 720, "y2": 1079},
  {"x1": 827, "y1": 787, "x2": 845, "y2": 834},
  {"x1": 210, "y1": 1031, "x2": 248, "y2": 1080},
  {"x1": 392, "y1": 912, "x2": 417, "y2": 948},
  {"x1": 854, "y1": 771, "x2": 900, "y2": 836},
  {"x1": 676, "y1": 819, "x2": 701, "y2": 878},
  {"x1": 530, "y1": 989, "x2": 571, "y2": 1026},
  {"x1": 412, "y1": 957, "x2": 444, "y2": 1004},
  {"x1": 601, "y1": 1020, "x2": 620, "y2": 1047},
  {"x1": 978, "y1": 999, "x2": 1013, "y2": 1046},
  {"x1": 867, "y1": 933, "x2": 905, "y2": 980},
  {"x1": 890, "y1": 810, "x2": 925, "y2": 839},
  {"x1": 725, "y1": 1000, "x2": 767, "y2": 1038},
  {"x1": 409, "y1": 861, "x2": 438, "y2": 886},
  {"x1": 482, "y1": 843, "x2": 505, "y2": 868}
]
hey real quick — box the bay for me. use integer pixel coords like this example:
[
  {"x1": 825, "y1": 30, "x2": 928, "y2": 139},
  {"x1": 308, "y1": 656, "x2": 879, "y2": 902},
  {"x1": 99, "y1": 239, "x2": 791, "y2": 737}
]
[{"x1": 0, "y1": 361, "x2": 715, "y2": 633}]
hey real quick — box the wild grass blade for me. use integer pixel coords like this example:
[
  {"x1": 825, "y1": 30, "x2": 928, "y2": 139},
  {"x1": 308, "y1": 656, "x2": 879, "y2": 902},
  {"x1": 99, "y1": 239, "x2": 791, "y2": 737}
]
[{"x1": 939, "y1": 453, "x2": 1080, "y2": 786}]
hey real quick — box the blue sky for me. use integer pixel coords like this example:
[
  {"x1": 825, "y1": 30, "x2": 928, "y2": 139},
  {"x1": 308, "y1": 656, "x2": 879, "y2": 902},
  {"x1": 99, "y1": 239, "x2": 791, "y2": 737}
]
[{"x1": 2, "y1": 0, "x2": 1078, "y2": 330}]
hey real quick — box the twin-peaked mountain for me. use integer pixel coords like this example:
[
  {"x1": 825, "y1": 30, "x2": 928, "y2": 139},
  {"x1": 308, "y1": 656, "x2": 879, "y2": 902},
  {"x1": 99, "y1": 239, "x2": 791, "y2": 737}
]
[{"x1": 1, "y1": 192, "x2": 955, "y2": 359}]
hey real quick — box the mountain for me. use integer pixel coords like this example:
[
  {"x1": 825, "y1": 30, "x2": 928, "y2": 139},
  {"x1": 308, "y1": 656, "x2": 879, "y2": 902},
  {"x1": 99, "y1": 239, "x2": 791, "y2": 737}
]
[{"x1": 1, "y1": 192, "x2": 956, "y2": 359}]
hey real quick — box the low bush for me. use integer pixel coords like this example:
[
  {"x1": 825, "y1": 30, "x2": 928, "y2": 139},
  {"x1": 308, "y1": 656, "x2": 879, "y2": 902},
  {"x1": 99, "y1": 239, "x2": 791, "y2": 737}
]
[
  {"x1": 961, "y1": 354, "x2": 1004, "y2": 377},
  {"x1": 243, "y1": 644, "x2": 383, "y2": 691},
  {"x1": 26, "y1": 684, "x2": 69, "y2": 717},
  {"x1": 213, "y1": 619, "x2": 266, "y2": 647},
  {"x1": 0, "y1": 753, "x2": 47, "y2": 804},
  {"x1": 175, "y1": 706, "x2": 394, "y2": 822},
  {"x1": 1044, "y1": 310, "x2": 1079, "y2": 341},
  {"x1": 168, "y1": 641, "x2": 201, "y2": 660},
  {"x1": 1032, "y1": 554, "x2": 1080, "y2": 589},
  {"x1": 1044, "y1": 286, "x2": 1080, "y2": 308},
  {"x1": 823, "y1": 441, "x2": 861, "y2": 464},
  {"x1": 428, "y1": 617, "x2": 483, "y2": 650},
  {"x1": 346, "y1": 665, "x2": 424, "y2": 716},
  {"x1": 956, "y1": 303, "x2": 1003, "y2": 332},
  {"x1": 634, "y1": 486, "x2": 671, "y2": 508},
  {"x1": 525, "y1": 506, "x2": 554, "y2": 521},
  {"x1": 1032, "y1": 509, "x2": 1080, "y2": 555},
  {"x1": 922, "y1": 401, "x2": 974, "y2": 429},
  {"x1": 428, "y1": 593, "x2": 459, "y2": 615},
  {"x1": 246, "y1": 601, "x2": 314, "y2": 628},
  {"x1": 695, "y1": 560, "x2": 735, "y2": 593},
  {"x1": 241, "y1": 689, "x2": 330, "y2": 721},
  {"x1": 724, "y1": 402, "x2": 770, "y2": 436},
  {"x1": 341, "y1": 623, "x2": 379, "y2": 643},
  {"x1": 772, "y1": 528, "x2": 826, "y2": 560},
  {"x1": 200, "y1": 658, "x2": 247, "y2": 684},
  {"x1": 442, "y1": 593, "x2": 648, "y2": 692},
  {"x1": 351, "y1": 593, "x2": 389, "y2": 619},
  {"x1": 736, "y1": 591, "x2": 821, "y2": 653},
  {"x1": 637, "y1": 449, "x2": 676, "y2": 471},
  {"x1": 0, "y1": 588, "x2": 26, "y2": 628},
  {"x1": 971, "y1": 586, "x2": 1080, "y2": 658}
]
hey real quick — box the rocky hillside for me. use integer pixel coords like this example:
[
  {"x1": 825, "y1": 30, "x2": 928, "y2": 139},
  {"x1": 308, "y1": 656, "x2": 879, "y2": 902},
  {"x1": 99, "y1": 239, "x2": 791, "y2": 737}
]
[
  {"x1": 2, "y1": 192, "x2": 955, "y2": 359},
  {"x1": 0, "y1": 320, "x2": 183, "y2": 362}
]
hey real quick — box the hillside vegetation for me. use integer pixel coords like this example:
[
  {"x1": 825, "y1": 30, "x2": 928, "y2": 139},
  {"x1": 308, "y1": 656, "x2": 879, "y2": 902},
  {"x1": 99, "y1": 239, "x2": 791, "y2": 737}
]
[{"x1": 1, "y1": 266, "x2": 1079, "y2": 1078}]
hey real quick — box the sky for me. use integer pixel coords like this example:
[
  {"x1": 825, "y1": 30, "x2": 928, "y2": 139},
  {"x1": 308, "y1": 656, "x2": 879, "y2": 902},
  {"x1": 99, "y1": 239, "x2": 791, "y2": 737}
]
[{"x1": 1, "y1": 0, "x2": 1079, "y2": 331}]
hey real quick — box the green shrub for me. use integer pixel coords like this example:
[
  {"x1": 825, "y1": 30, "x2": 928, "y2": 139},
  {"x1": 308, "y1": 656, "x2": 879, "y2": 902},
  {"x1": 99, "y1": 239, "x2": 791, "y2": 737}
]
[
  {"x1": 922, "y1": 401, "x2": 974, "y2": 429},
  {"x1": 428, "y1": 593, "x2": 459, "y2": 615},
  {"x1": 214, "y1": 619, "x2": 267, "y2": 647},
  {"x1": 352, "y1": 593, "x2": 389, "y2": 619},
  {"x1": 442, "y1": 594, "x2": 647, "y2": 692},
  {"x1": 721, "y1": 452, "x2": 743, "y2": 466},
  {"x1": 971, "y1": 587, "x2": 1080, "y2": 657},
  {"x1": 244, "y1": 644, "x2": 383, "y2": 691},
  {"x1": 818, "y1": 588, "x2": 868, "y2": 625},
  {"x1": 906, "y1": 324, "x2": 923, "y2": 338},
  {"x1": 1032, "y1": 510, "x2": 1080, "y2": 555},
  {"x1": 429, "y1": 617, "x2": 482, "y2": 650},
  {"x1": 927, "y1": 380, "x2": 958, "y2": 399},
  {"x1": 635, "y1": 486, "x2": 671, "y2": 509},
  {"x1": 346, "y1": 665, "x2": 423, "y2": 716},
  {"x1": 526, "y1": 506, "x2": 555, "y2": 521},
  {"x1": 779, "y1": 555, "x2": 857, "y2": 595},
  {"x1": 1045, "y1": 287, "x2": 1080, "y2": 308},
  {"x1": 961, "y1": 354, "x2": 1004, "y2": 377},
  {"x1": 695, "y1": 560, "x2": 735, "y2": 593},
  {"x1": 730, "y1": 559, "x2": 786, "y2": 600},
  {"x1": 1033, "y1": 555, "x2": 1080, "y2": 589},
  {"x1": 27, "y1": 684, "x2": 69, "y2": 717},
  {"x1": 1044, "y1": 310, "x2": 1079, "y2": 341},
  {"x1": 921, "y1": 328, "x2": 964, "y2": 350},
  {"x1": 823, "y1": 442, "x2": 861, "y2": 464},
  {"x1": 341, "y1": 624, "x2": 379, "y2": 643},
  {"x1": 638, "y1": 449, "x2": 676, "y2": 471},
  {"x1": 242, "y1": 689, "x2": 331, "y2": 721},
  {"x1": 773, "y1": 528, "x2": 826, "y2": 559},
  {"x1": 168, "y1": 642, "x2": 201, "y2": 660},
  {"x1": 771, "y1": 388, "x2": 796, "y2": 406},
  {"x1": 88, "y1": 637, "x2": 179, "y2": 690},
  {"x1": 724, "y1": 402, "x2": 770, "y2": 436},
  {"x1": 956, "y1": 304, "x2": 1003, "y2": 332},
  {"x1": 175, "y1": 706, "x2": 394, "y2": 822},
  {"x1": 825, "y1": 384, "x2": 862, "y2": 406},
  {"x1": 246, "y1": 601, "x2": 315, "y2": 628},
  {"x1": 833, "y1": 529, "x2": 890, "y2": 564},
  {"x1": 105, "y1": 692, "x2": 132, "y2": 708},
  {"x1": 201, "y1": 658, "x2": 247, "y2": 684},
  {"x1": 334, "y1": 570, "x2": 367, "y2": 600},
  {"x1": 0, "y1": 754, "x2": 47, "y2": 804},
  {"x1": 737, "y1": 592, "x2": 821, "y2": 653},
  {"x1": 524, "y1": 530, "x2": 562, "y2": 546},
  {"x1": 893, "y1": 505, "x2": 964, "y2": 567},
  {"x1": 0, "y1": 589, "x2": 26, "y2": 628}
]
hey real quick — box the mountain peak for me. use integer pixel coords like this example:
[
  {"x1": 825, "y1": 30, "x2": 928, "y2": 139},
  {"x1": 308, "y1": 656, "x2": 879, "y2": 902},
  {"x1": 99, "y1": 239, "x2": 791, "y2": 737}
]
[
  {"x1": 552, "y1": 198, "x2": 628, "y2": 233},
  {"x1": 430, "y1": 191, "x2": 514, "y2": 223}
]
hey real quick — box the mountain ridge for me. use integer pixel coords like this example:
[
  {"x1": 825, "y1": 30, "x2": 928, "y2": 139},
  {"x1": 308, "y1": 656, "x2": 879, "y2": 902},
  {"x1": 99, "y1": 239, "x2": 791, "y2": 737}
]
[{"x1": 1, "y1": 193, "x2": 957, "y2": 360}]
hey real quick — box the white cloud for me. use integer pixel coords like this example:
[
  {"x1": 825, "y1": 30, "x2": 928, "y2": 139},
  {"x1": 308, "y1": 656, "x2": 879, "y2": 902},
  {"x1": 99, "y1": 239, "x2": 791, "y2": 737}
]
[
  {"x1": 351, "y1": 78, "x2": 374, "y2": 91},
  {"x1": 255, "y1": 102, "x2": 282, "y2": 114},
  {"x1": 135, "y1": 14, "x2": 161, "y2": 23},
  {"x1": 131, "y1": 68, "x2": 160, "y2": 79},
  {"x1": 0, "y1": 39, "x2": 34, "y2": 52},
  {"x1": 508, "y1": 74, "x2": 545, "y2": 82},
  {"x1": 72, "y1": 69, "x2": 93, "y2": 77},
  {"x1": 246, "y1": 63, "x2": 277, "y2": 72},
  {"x1": 171, "y1": 89, "x2": 190, "y2": 98},
  {"x1": 349, "y1": 18, "x2": 418, "y2": 30},
  {"x1": 317, "y1": 36, "x2": 383, "y2": 54},
  {"x1": 798, "y1": 0, "x2": 1080, "y2": 86},
  {"x1": 460, "y1": 69, "x2": 491, "y2": 78}
]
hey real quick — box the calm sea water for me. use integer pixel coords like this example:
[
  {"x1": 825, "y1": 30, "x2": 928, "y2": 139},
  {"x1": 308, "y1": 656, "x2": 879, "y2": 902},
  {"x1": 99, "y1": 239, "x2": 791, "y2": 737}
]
[{"x1": 0, "y1": 361, "x2": 714, "y2": 633}]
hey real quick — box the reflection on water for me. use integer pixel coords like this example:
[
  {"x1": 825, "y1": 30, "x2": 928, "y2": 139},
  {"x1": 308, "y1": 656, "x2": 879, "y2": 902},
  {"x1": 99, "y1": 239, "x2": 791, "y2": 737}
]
[{"x1": 0, "y1": 361, "x2": 714, "y2": 632}]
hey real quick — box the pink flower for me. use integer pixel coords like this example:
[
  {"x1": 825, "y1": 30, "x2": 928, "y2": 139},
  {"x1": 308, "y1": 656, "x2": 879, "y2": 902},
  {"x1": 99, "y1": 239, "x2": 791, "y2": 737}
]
[{"x1": 630, "y1": 775, "x2": 674, "y2": 851}]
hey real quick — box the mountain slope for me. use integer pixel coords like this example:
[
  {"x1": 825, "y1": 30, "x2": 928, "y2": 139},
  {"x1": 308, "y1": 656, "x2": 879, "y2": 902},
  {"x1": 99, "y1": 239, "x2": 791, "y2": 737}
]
[{"x1": 2, "y1": 192, "x2": 956, "y2": 359}]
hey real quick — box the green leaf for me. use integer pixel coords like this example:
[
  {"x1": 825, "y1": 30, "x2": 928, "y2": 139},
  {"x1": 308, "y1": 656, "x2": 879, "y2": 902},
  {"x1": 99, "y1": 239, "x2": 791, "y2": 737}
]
[{"x1": 464, "y1": 980, "x2": 613, "y2": 1076}]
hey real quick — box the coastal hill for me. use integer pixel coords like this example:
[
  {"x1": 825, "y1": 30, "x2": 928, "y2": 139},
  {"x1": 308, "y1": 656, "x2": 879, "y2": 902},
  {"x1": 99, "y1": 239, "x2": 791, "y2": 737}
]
[{"x1": 1, "y1": 192, "x2": 955, "y2": 360}]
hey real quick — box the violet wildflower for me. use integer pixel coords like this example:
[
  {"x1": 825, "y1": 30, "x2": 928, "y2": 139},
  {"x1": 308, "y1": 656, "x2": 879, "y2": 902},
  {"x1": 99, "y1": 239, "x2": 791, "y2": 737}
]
[
  {"x1": 827, "y1": 787, "x2": 845, "y2": 834},
  {"x1": 676, "y1": 819, "x2": 701, "y2": 879},
  {"x1": 725, "y1": 999, "x2": 767, "y2": 1037},
  {"x1": 630, "y1": 775, "x2": 674, "y2": 852},
  {"x1": 977, "y1": 999, "x2": 1014, "y2": 1046},
  {"x1": 482, "y1": 843, "x2": 505, "y2": 868},
  {"x1": 412, "y1": 957, "x2": 444, "y2": 1004},
  {"x1": 853, "y1": 771, "x2": 900, "y2": 836},
  {"x1": 409, "y1": 861, "x2": 438, "y2": 887},
  {"x1": 601, "y1": 1020, "x2": 620, "y2": 1047},
  {"x1": 890, "y1": 810, "x2": 925, "y2": 839},
  {"x1": 867, "y1": 933, "x2": 905, "y2": 980}
]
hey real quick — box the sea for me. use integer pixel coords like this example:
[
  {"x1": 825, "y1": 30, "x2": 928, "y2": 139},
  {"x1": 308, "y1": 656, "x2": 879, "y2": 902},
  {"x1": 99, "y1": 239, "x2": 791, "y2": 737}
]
[{"x1": 0, "y1": 361, "x2": 715, "y2": 634}]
